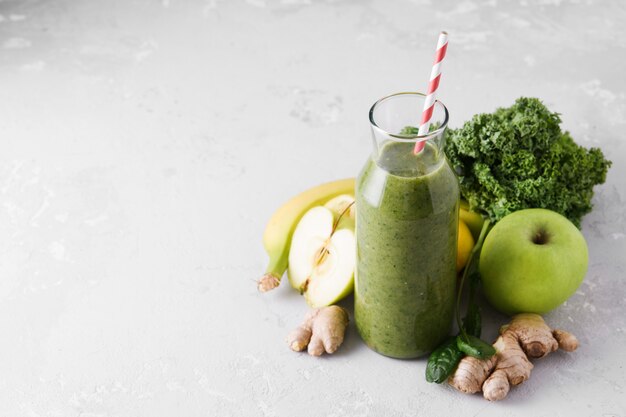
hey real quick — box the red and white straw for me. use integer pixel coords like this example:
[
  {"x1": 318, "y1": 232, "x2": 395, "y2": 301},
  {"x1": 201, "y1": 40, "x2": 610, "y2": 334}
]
[{"x1": 414, "y1": 31, "x2": 448, "y2": 154}]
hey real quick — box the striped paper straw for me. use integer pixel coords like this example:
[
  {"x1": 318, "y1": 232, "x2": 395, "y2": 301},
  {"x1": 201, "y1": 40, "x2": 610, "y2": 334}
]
[{"x1": 414, "y1": 31, "x2": 448, "y2": 154}]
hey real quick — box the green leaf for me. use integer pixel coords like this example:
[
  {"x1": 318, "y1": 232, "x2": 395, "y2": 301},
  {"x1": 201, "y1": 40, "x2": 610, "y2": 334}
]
[
  {"x1": 400, "y1": 126, "x2": 419, "y2": 135},
  {"x1": 425, "y1": 337, "x2": 464, "y2": 383},
  {"x1": 456, "y1": 335, "x2": 496, "y2": 359},
  {"x1": 399, "y1": 124, "x2": 440, "y2": 136}
]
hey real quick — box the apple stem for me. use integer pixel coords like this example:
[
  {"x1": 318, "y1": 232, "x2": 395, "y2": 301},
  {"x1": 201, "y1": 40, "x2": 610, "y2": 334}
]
[
  {"x1": 456, "y1": 219, "x2": 492, "y2": 341},
  {"x1": 331, "y1": 201, "x2": 355, "y2": 235}
]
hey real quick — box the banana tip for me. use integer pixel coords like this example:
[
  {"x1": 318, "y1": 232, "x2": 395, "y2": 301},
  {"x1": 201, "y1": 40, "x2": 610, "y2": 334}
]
[{"x1": 258, "y1": 273, "x2": 280, "y2": 292}]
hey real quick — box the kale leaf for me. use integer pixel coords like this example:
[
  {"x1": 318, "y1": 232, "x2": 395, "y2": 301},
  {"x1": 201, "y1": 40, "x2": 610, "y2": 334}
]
[{"x1": 445, "y1": 97, "x2": 611, "y2": 228}]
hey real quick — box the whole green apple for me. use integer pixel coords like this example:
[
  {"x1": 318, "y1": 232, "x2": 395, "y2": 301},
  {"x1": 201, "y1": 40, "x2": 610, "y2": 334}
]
[{"x1": 480, "y1": 209, "x2": 588, "y2": 315}]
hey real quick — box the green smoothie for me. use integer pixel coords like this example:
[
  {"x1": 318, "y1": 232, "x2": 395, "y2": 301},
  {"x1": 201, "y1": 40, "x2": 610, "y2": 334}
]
[{"x1": 355, "y1": 140, "x2": 459, "y2": 358}]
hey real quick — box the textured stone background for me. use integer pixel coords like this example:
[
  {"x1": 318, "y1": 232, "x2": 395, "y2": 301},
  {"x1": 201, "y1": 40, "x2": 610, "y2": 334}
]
[{"x1": 0, "y1": 0, "x2": 625, "y2": 416}]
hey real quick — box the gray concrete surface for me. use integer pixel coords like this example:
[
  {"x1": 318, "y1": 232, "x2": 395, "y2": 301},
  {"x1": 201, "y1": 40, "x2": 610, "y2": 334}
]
[{"x1": 1, "y1": 0, "x2": 625, "y2": 416}]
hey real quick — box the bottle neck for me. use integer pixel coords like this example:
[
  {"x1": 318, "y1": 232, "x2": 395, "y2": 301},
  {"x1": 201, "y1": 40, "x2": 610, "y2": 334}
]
[
  {"x1": 368, "y1": 92, "x2": 449, "y2": 177},
  {"x1": 371, "y1": 129, "x2": 446, "y2": 178}
]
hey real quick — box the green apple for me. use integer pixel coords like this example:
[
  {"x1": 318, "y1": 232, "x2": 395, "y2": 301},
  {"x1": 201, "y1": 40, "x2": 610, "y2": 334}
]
[
  {"x1": 288, "y1": 203, "x2": 355, "y2": 308},
  {"x1": 479, "y1": 208, "x2": 588, "y2": 315}
]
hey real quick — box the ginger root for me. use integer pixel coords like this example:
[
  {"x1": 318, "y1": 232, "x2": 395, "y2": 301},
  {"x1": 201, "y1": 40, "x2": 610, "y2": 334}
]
[
  {"x1": 287, "y1": 306, "x2": 349, "y2": 356},
  {"x1": 449, "y1": 313, "x2": 578, "y2": 401}
]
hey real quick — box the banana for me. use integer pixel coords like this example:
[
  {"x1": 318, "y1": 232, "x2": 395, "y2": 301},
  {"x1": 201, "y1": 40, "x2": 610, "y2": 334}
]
[{"x1": 258, "y1": 178, "x2": 356, "y2": 292}]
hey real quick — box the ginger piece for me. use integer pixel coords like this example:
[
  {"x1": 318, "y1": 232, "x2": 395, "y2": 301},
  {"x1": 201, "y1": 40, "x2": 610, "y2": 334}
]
[
  {"x1": 499, "y1": 313, "x2": 558, "y2": 358},
  {"x1": 552, "y1": 329, "x2": 579, "y2": 352},
  {"x1": 287, "y1": 306, "x2": 349, "y2": 356},
  {"x1": 482, "y1": 332, "x2": 534, "y2": 401},
  {"x1": 449, "y1": 313, "x2": 578, "y2": 401},
  {"x1": 448, "y1": 354, "x2": 497, "y2": 394}
]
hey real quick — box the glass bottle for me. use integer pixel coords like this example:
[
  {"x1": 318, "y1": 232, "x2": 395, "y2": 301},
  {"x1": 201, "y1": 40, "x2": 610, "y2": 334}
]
[{"x1": 355, "y1": 92, "x2": 459, "y2": 358}]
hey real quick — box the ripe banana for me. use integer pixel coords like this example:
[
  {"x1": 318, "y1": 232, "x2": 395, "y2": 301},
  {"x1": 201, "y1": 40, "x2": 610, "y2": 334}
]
[{"x1": 258, "y1": 178, "x2": 356, "y2": 292}]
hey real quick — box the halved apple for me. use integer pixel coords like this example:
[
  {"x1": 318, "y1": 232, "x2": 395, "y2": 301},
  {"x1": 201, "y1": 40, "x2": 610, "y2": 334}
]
[{"x1": 287, "y1": 206, "x2": 356, "y2": 308}]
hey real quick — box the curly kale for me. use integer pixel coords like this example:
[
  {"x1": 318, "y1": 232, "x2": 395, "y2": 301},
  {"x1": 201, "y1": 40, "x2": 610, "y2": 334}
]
[{"x1": 445, "y1": 97, "x2": 611, "y2": 227}]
